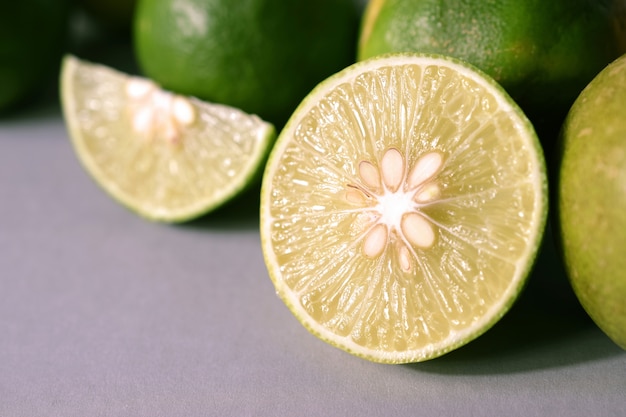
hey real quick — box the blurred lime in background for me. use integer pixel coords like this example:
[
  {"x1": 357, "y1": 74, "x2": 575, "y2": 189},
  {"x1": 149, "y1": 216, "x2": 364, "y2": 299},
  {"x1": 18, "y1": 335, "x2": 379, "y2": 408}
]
[{"x1": 133, "y1": 0, "x2": 360, "y2": 127}]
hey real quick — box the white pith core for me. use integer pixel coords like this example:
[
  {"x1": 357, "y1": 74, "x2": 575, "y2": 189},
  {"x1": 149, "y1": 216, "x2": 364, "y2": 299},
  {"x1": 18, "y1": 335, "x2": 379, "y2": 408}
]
[
  {"x1": 125, "y1": 77, "x2": 196, "y2": 143},
  {"x1": 348, "y1": 147, "x2": 443, "y2": 272}
]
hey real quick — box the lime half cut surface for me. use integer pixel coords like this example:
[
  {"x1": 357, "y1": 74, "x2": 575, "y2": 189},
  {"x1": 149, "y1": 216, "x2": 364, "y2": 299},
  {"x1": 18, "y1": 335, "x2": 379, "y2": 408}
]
[
  {"x1": 61, "y1": 55, "x2": 276, "y2": 222},
  {"x1": 260, "y1": 53, "x2": 547, "y2": 364}
]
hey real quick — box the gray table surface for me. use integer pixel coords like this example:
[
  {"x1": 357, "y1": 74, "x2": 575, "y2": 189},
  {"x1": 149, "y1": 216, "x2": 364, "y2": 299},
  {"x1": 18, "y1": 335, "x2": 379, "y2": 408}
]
[{"x1": 1, "y1": 46, "x2": 625, "y2": 417}]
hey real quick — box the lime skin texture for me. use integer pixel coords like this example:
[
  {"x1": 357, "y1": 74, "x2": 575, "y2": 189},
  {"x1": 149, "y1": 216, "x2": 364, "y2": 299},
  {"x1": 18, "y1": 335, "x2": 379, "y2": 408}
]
[
  {"x1": 358, "y1": 0, "x2": 626, "y2": 142},
  {"x1": 557, "y1": 53, "x2": 626, "y2": 350}
]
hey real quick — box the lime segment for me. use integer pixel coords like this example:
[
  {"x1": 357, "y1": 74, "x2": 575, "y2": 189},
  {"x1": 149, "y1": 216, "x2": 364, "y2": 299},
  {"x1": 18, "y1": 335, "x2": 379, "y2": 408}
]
[
  {"x1": 61, "y1": 55, "x2": 276, "y2": 222},
  {"x1": 260, "y1": 53, "x2": 547, "y2": 363}
]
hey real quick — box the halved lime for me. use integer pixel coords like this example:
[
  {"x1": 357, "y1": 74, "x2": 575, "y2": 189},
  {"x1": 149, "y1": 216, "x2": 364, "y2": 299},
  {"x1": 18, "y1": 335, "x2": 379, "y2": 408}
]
[
  {"x1": 60, "y1": 55, "x2": 276, "y2": 222},
  {"x1": 260, "y1": 53, "x2": 547, "y2": 364}
]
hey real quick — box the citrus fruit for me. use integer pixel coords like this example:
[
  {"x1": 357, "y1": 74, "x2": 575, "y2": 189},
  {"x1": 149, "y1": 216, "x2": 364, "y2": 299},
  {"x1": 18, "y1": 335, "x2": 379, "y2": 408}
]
[
  {"x1": 0, "y1": 0, "x2": 71, "y2": 112},
  {"x1": 133, "y1": 0, "x2": 359, "y2": 127},
  {"x1": 557, "y1": 53, "x2": 626, "y2": 350},
  {"x1": 260, "y1": 53, "x2": 548, "y2": 363},
  {"x1": 358, "y1": 0, "x2": 626, "y2": 142},
  {"x1": 60, "y1": 55, "x2": 276, "y2": 222}
]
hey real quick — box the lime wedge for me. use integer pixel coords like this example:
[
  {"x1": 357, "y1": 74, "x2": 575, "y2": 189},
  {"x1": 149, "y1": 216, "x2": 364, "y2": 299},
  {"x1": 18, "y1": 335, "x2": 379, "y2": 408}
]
[
  {"x1": 60, "y1": 55, "x2": 276, "y2": 222},
  {"x1": 260, "y1": 53, "x2": 547, "y2": 363}
]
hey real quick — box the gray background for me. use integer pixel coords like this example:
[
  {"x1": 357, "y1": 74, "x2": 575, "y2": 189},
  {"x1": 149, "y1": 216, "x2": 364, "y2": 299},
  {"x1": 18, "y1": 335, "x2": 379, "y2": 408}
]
[{"x1": 1, "y1": 33, "x2": 625, "y2": 417}]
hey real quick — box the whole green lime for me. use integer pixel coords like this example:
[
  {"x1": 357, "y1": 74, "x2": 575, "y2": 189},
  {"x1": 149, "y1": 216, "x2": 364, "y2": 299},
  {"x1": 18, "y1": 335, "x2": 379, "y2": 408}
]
[
  {"x1": 358, "y1": 0, "x2": 626, "y2": 141},
  {"x1": 557, "y1": 53, "x2": 626, "y2": 350},
  {"x1": 133, "y1": 0, "x2": 359, "y2": 126},
  {"x1": 0, "y1": 0, "x2": 71, "y2": 112}
]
